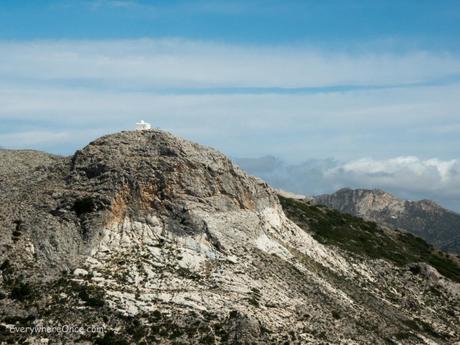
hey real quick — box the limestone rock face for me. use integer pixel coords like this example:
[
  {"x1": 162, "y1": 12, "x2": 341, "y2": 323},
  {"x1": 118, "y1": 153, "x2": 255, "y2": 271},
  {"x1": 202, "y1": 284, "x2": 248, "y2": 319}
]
[
  {"x1": 1, "y1": 131, "x2": 459, "y2": 344},
  {"x1": 314, "y1": 188, "x2": 460, "y2": 253}
]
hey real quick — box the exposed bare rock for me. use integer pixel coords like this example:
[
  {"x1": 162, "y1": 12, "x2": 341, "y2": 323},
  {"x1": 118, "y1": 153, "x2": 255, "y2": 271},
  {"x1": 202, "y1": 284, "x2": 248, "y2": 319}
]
[
  {"x1": 0, "y1": 131, "x2": 459, "y2": 344},
  {"x1": 274, "y1": 188, "x2": 308, "y2": 200},
  {"x1": 314, "y1": 188, "x2": 460, "y2": 253}
]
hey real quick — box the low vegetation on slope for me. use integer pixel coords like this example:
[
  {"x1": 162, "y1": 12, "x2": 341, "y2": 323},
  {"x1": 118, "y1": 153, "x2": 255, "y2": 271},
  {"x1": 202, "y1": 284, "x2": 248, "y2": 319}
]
[
  {"x1": 279, "y1": 196, "x2": 460, "y2": 282},
  {"x1": 313, "y1": 188, "x2": 460, "y2": 254}
]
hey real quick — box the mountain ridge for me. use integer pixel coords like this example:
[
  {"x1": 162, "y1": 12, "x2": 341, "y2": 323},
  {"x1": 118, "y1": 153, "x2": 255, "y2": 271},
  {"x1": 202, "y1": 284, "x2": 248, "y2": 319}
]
[
  {"x1": 313, "y1": 188, "x2": 460, "y2": 254},
  {"x1": 0, "y1": 130, "x2": 459, "y2": 344}
]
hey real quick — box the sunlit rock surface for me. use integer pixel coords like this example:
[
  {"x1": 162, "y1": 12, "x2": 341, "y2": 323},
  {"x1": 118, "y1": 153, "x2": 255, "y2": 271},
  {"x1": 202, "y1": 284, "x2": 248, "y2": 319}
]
[{"x1": 0, "y1": 131, "x2": 459, "y2": 344}]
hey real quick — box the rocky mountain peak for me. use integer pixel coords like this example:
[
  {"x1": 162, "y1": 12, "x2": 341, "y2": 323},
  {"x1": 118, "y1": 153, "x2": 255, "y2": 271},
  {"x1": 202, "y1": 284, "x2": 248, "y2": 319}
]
[
  {"x1": 314, "y1": 188, "x2": 460, "y2": 253},
  {"x1": 1, "y1": 131, "x2": 460, "y2": 344},
  {"x1": 2, "y1": 130, "x2": 303, "y2": 278},
  {"x1": 68, "y1": 130, "x2": 276, "y2": 215},
  {"x1": 315, "y1": 188, "x2": 404, "y2": 217}
]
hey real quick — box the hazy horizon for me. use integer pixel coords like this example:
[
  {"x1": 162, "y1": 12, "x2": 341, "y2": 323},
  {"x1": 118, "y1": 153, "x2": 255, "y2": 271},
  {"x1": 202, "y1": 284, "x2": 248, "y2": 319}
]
[{"x1": 234, "y1": 155, "x2": 460, "y2": 213}]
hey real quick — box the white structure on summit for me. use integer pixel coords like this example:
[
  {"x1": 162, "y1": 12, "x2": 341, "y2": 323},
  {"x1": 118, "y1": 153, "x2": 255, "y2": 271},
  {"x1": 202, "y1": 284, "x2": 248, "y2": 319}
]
[{"x1": 135, "y1": 120, "x2": 151, "y2": 131}]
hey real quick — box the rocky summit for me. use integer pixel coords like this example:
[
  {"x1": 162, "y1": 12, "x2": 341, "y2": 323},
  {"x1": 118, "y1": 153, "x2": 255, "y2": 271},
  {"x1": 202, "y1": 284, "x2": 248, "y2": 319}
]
[
  {"x1": 314, "y1": 188, "x2": 460, "y2": 254},
  {"x1": 1, "y1": 130, "x2": 460, "y2": 345}
]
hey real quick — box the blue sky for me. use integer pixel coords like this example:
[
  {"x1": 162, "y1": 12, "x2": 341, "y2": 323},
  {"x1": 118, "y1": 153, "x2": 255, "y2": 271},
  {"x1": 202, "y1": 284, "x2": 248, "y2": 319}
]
[
  {"x1": 2, "y1": 0, "x2": 460, "y2": 49},
  {"x1": 1, "y1": 0, "x2": 460, "y2": 209}
]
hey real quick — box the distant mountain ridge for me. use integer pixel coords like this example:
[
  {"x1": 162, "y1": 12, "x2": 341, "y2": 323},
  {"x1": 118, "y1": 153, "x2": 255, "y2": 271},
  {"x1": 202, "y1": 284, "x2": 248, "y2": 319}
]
[{"x1": 313, "y1": 188, "x2": 460, "y2": 254}]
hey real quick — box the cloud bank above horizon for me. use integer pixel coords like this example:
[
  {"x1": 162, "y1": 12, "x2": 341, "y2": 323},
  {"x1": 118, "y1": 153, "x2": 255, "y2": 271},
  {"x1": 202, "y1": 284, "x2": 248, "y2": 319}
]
[
  {"x1": 236, "y1": 156, "x2": 460, "y2": 212},
  {"x1": 1, "y1": 38, "x2": 460, "y2": 160}
]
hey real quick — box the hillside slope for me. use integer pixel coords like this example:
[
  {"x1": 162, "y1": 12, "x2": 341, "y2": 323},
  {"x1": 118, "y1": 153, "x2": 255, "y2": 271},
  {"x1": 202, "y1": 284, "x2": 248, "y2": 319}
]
[
  {"x1": 314, "y1": 188, "x2": 460, "y2": 254},
  {"x1": 0, "y1": 131, "x2": 459, "y2": 345}
]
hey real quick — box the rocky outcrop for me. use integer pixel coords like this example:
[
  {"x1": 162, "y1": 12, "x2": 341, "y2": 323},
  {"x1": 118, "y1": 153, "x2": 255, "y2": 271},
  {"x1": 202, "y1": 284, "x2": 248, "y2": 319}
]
[
  {"x1": 314, "y1": 188, "x2": 460, "y2": 253},
  {"x1": 0, "y1": 131, "x2": 459, "y2": 344}
]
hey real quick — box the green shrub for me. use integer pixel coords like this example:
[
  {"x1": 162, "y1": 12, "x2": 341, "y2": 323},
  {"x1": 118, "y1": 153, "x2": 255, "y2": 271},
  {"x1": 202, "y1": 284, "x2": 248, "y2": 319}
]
[
  {"x1": 95, "y1": 331, "x2": 129, "y2": 345},
  {"x1": 72, "y1": 282, "x2": 105, "y2": 307},
  {"x1": 278, "y1": 196, "x2": 460, "y2": 283},
  {"x1": 10, "y1": 282, "x2": 34, "y2": 301},
  {"x1": 73, "y1": 197, "x2": 95, "y2": 216}
]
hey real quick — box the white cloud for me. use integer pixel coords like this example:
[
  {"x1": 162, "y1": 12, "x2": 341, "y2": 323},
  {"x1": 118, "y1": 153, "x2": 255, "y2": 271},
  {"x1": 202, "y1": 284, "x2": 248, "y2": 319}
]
[
  {"x1": 0, "y1": 130, "x2": 70, "y2": 147},
  {"x1": 1, "y1": 39, "x2": 459, "y2": 88},
  {"x1": 0, "y1": 128, "x2": 113, "y2": 153},
  {"x1": 0, "y1": 81, "x2": 459, "y2": 160},
  {"x1": 327, "y1": 157, "x2": 460, "y2": 197},
  {"x1": 237, "y1": 156, "x2": 460, "y2": 212}
]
